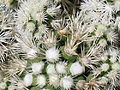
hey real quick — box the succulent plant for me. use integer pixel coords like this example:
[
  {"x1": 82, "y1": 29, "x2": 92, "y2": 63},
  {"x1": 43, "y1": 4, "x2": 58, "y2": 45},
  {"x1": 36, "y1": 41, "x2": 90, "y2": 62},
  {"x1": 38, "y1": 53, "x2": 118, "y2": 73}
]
[{"x1": 0, "y1": 0, "x2": 120, "y2": 90}]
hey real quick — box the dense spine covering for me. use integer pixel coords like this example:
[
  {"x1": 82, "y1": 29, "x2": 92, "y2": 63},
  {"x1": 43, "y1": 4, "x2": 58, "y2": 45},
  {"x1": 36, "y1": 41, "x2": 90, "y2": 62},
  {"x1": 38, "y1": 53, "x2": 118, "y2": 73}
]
[{"x1": 0, "y1": 0, "x2": 120, "y2": 90}]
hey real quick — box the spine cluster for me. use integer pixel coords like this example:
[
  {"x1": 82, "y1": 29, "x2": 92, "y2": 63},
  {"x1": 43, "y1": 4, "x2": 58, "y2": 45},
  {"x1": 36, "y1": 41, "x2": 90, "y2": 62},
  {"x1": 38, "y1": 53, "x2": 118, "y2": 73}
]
[{"x1": 0, "y1": 0, "x2": 120, "y2": 90}]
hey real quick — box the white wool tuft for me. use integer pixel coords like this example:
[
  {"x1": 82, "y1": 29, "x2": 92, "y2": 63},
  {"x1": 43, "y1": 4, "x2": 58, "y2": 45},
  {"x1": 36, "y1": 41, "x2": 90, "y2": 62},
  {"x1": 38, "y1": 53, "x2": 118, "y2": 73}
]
[
  {"x1": 70, "y1": 62, "x2": 85, "y2": 75},
  {"x1": 24, "y1": 73, "x2": 33, "y2": 87},
  {"x1": 60, "y1": 76, "x2": 73, "y2": 89},
  {"x1": 46, "y1": 47, "x2": 60, "y2": 62},
  {"x1": 31, "y1": 61, "x2": 44, "y2": 74},
  {"x1": 46, "y1": 64, "x2": 57, "y2": 75},
  {"x1": 112, "y1": 63, "x2": 120, "y2": 70},
  {"x1": 101, "y1": 63, "x2": 109, "y2": 71},
  {"x1": 49, "y1": 74, "x2": 60, "y2": 87},
  {"x1": 56, "y1": 62, "x2": 66, "y2": 74},
  {"x1": 37, "y1": 75, "x2": 46, "y2": 88}
]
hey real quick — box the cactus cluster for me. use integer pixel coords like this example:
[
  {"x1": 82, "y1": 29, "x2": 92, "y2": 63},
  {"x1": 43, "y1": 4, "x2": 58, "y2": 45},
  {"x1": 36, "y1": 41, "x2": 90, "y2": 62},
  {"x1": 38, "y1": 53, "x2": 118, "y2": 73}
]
[{"x1": 0, "y1": 0, "x2": 120, "y2": 90}]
